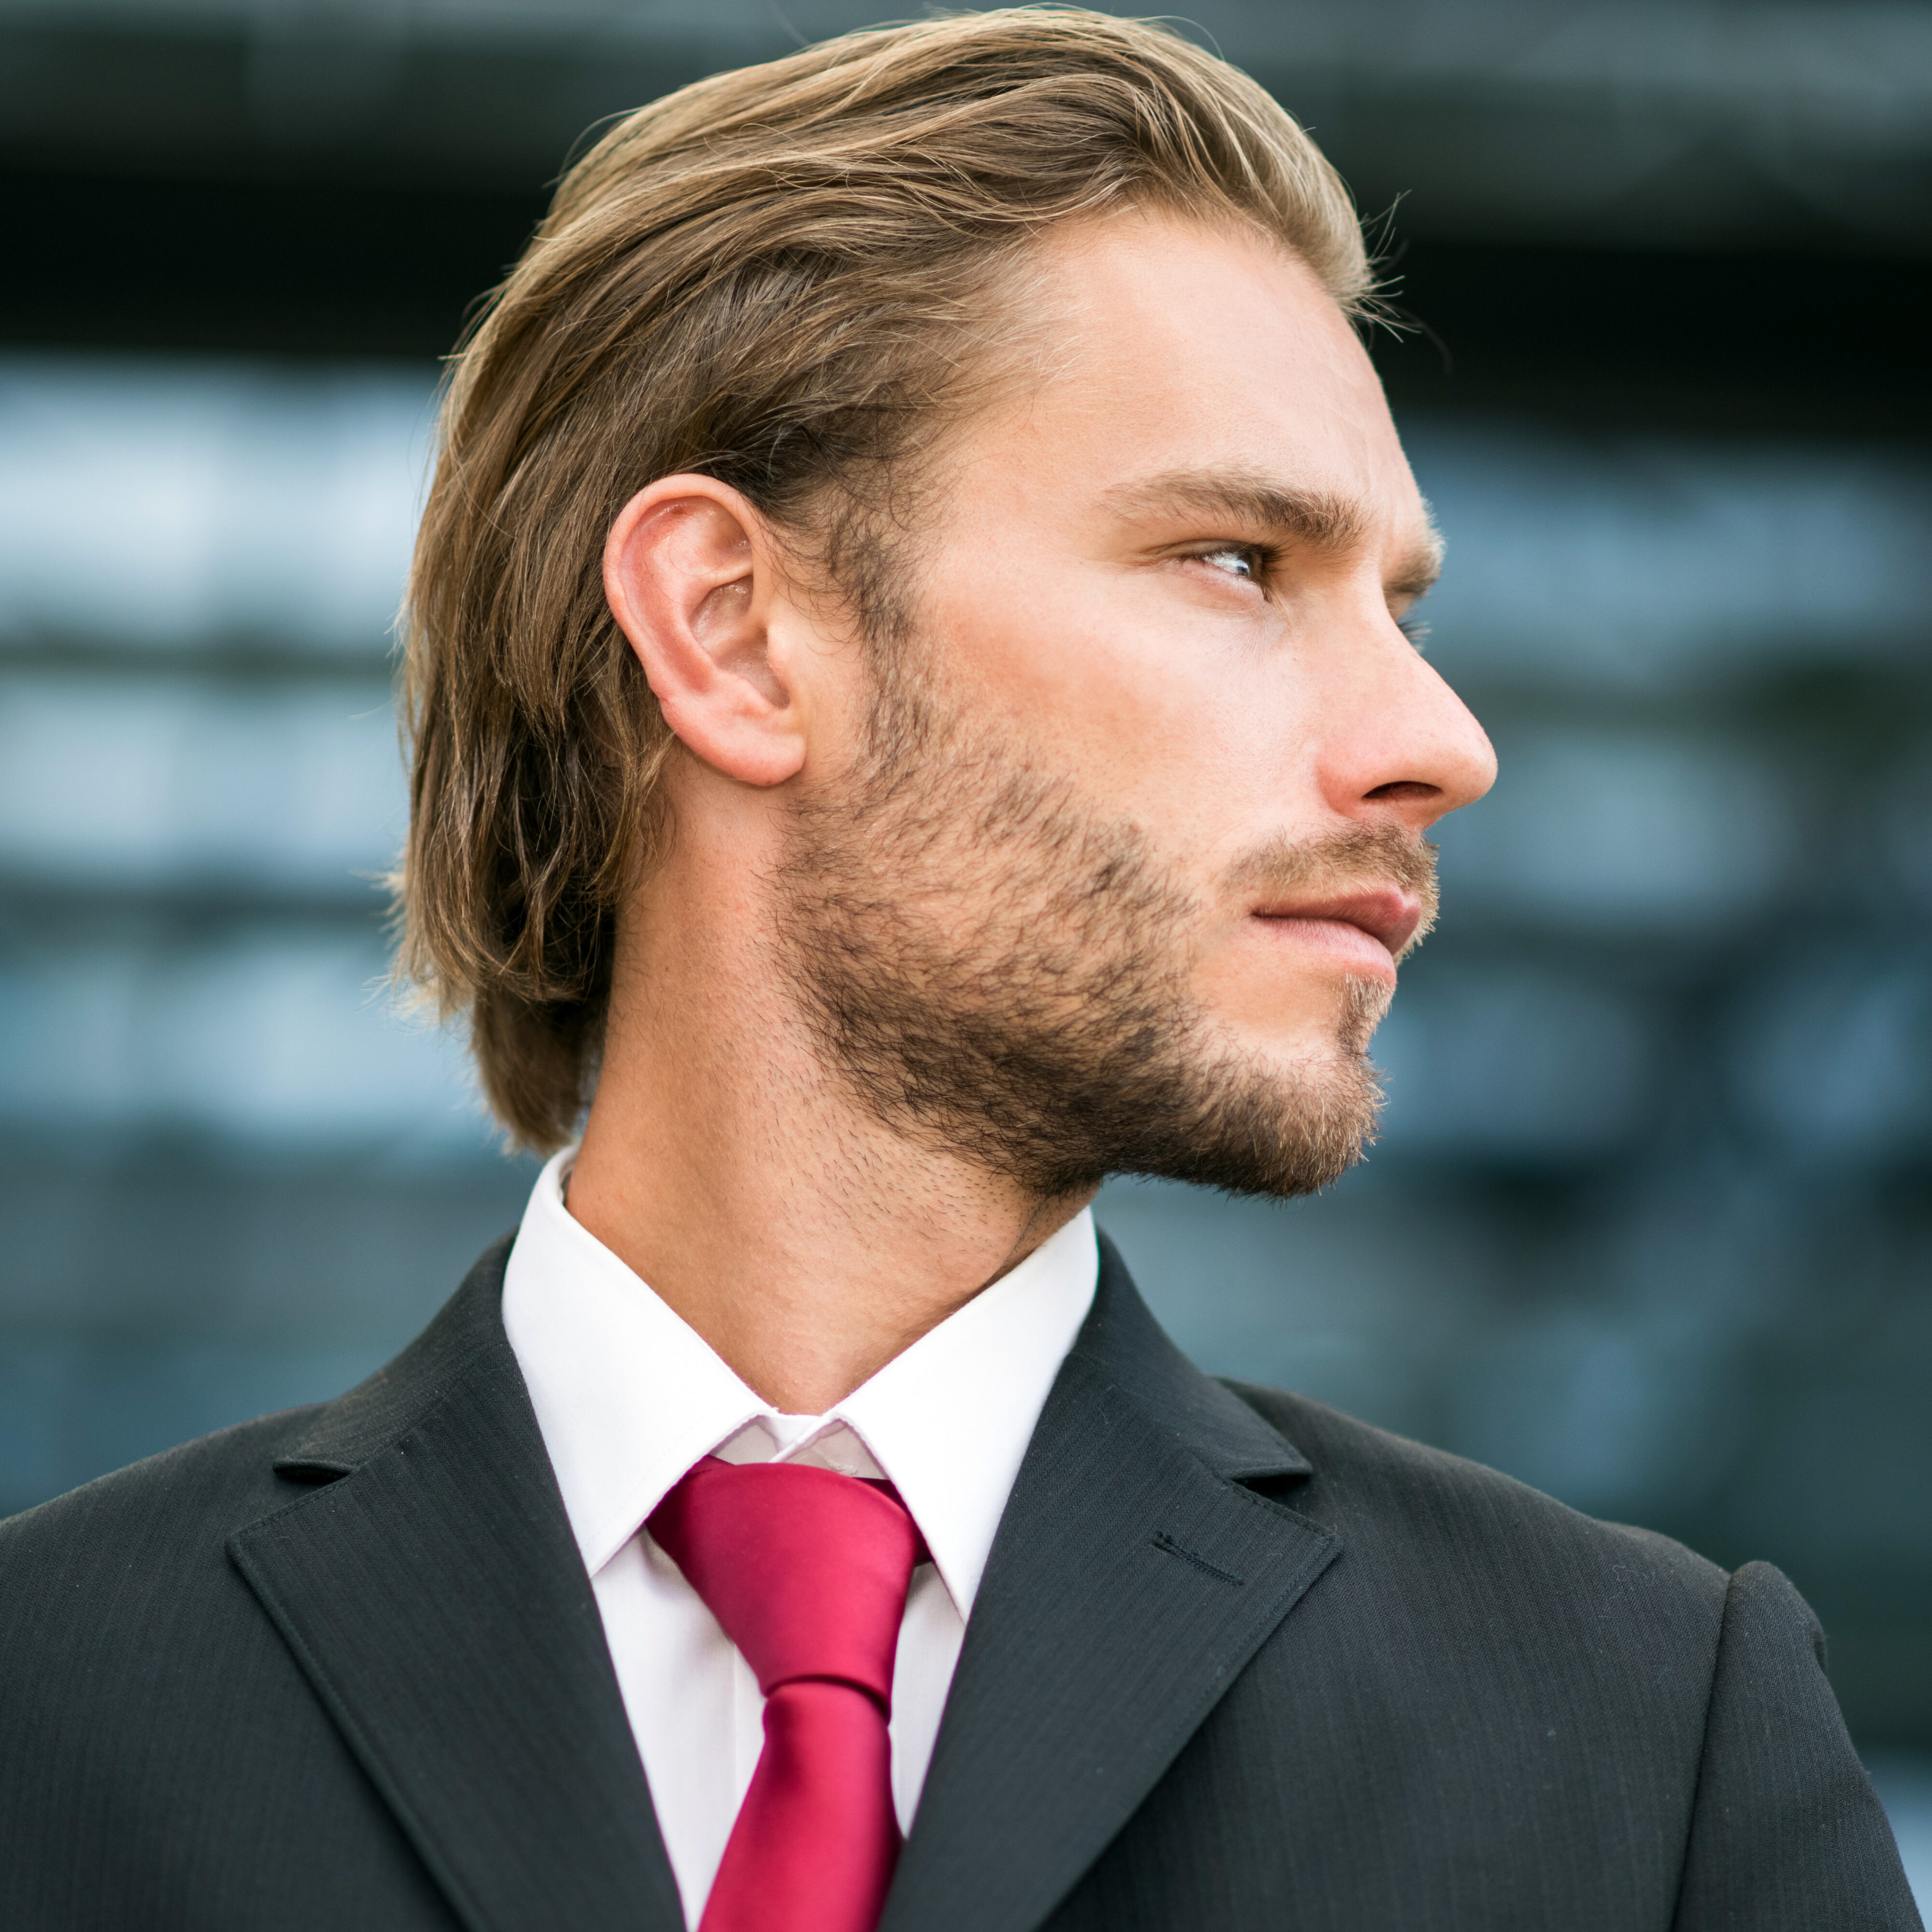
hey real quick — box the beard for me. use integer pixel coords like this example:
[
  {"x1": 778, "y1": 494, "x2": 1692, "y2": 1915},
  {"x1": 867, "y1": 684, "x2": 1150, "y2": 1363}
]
[{"x1": 775, "y1": 658, "x2": 1437, "y2": 1202}]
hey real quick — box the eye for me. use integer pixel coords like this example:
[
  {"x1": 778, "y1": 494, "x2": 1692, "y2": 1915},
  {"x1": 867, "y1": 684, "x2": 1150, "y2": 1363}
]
[
  {"x1": 1196, "y1": 545, "x2": 1264, "y2": 583},
  {"x1": 1397, "y1": 612, "x2": 1432, "y2": 649}
]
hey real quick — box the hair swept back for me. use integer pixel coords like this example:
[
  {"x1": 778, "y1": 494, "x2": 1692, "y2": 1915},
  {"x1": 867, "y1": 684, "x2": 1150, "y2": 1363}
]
[{"x1": 397, "y1": 5, "x2": 1374, "y2": 1151}]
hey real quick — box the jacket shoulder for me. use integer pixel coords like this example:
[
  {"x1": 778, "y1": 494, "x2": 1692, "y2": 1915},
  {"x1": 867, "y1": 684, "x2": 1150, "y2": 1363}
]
[
  {"x1": 1217, "y1": 1389, "x2": 1917, "y2": 1927},
  {"x1": 1222, "y1": 1377, "x2": 1730, "y2": 1616},
  {"x1": 0, "y1": 1236, "x2": 517, "y2": 1591},
  {"x1": 0, "y1": 1405, "x2": 326, "y2": 1614}
]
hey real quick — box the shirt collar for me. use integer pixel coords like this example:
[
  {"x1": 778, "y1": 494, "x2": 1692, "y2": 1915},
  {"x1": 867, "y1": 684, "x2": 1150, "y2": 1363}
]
[{"x1": 501, "y1": 1148, "x2": 1098, "y2": 1619}]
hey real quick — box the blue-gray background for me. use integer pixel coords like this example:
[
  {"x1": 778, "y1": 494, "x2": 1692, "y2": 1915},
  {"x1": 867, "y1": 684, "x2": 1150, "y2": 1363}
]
[{"x1": 1, "y1": 0, "x2": 1928, "y2": 1894}]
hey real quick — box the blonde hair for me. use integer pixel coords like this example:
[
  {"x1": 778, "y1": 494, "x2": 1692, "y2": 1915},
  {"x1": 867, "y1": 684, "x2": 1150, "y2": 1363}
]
[{"x1": 398, "y1": 6, "x2": 1373, "y2": 1151}]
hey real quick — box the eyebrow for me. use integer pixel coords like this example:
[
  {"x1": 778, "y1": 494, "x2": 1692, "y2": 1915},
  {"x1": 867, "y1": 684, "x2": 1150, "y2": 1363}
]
[{"x1": 1104, "y1": 467, "x2": 1444, "y2": 600}]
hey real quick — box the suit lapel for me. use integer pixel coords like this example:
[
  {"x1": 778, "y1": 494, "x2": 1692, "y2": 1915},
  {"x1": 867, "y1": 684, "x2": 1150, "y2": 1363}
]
[
  {"x1": 228, "y1": 1241, "x2": 684, "y2": 1932},
  {"x1": 880, "y1": 1235, "x2": 1339, "y2": 1932},
  {"x1": 227, "y1": 1228, "x2": 1329, "y2": 1932}
]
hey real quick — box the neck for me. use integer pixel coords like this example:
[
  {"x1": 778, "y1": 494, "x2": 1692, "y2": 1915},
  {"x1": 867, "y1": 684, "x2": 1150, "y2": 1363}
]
[{"x1": 565, "y1": 851, "x2": 1092, "y2": 1413}]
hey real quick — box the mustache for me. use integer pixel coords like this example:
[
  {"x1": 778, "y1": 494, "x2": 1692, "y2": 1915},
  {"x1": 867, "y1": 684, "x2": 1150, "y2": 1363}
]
[{"x1": 1219, "y1": 823, "x2": 1441, "y2": 960}]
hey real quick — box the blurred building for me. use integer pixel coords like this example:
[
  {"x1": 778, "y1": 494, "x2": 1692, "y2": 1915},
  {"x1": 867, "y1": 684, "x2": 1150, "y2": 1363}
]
[{"x1": 1, "y1": 0, "x2": 1929, "y2": 1864}]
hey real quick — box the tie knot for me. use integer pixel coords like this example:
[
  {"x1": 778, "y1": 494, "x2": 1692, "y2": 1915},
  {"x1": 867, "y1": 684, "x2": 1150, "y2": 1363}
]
[{"x1": 648, "y1": 1456, "x2": 922, "y2": 1707}]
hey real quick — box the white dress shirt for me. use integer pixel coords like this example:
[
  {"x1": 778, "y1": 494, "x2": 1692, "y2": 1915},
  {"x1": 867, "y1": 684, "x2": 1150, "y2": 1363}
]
[{"x1": 501, "y1": 1149, "x2": 1098, "y2": 1928}]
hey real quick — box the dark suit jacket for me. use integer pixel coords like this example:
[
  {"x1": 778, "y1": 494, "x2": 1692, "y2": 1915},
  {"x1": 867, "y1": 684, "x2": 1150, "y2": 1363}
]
[{"x1": 0, "y1": 1234, "x2": 1918, "y2": 1931}]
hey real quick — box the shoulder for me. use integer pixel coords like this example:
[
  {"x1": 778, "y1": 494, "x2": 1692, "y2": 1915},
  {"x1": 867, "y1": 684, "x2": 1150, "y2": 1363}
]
[
  {"x1": 0, "y1": 1406, "x2": 326, "y2": 1653},
  {"x1": 1223, "y1": 1377, "x2": 1731, "y2": 1628},
  {"x1": 0, "y1": 1405, "x2": 355, "y2": 1828},
  {"x1": 0, "y1": 1236, "x2": 516, "y2": 1613}
]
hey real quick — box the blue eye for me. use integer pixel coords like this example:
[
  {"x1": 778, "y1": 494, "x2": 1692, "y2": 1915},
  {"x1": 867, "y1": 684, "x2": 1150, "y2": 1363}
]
[{"x1": 1203, "y1": 548, "x2": 1256, "y2": 580}]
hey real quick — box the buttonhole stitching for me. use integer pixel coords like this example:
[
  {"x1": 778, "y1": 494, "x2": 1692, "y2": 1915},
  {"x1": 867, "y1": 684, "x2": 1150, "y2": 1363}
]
[{"x1": 1151, "y1": 1530, "x2": 1244, "y2": 1586}]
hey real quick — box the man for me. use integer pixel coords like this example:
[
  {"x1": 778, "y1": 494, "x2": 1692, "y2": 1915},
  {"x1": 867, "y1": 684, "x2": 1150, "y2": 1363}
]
[{"x1": 0, "y1": 11, "x2": 1917, "y2": 1930}]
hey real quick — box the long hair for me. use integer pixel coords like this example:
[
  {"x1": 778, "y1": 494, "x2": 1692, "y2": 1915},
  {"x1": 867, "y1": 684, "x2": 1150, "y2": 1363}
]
[{"x1": 398, "y1": 7, "x2": 1373, "y2": 1150}]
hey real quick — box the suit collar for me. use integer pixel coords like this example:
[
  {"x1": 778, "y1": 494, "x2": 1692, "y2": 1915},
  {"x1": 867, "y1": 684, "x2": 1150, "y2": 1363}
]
[
  {"x1": 241, "y1": 1227, "x2": 1333, "y2": 1932},
  {"x1": 273, "y1": 1236, "x2": 514, "y2": 1477},
  {"x1": 232, "y1": 1236, "x2": 685, "y2": 1932},
  {"x1": 1066, "y1": 1230, "x2": 1314, "y2": 1484},
  {"x1": 274, "y1": 1223, "x2": 1304, "y2": 1495},
  {"x1": 879, "y1": 1231, "x2": 1337, "y2": 1932}
]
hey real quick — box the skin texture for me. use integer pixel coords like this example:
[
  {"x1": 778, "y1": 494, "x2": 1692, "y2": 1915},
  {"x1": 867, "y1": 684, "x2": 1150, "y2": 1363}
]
[{"x1": 568, "y1": 211, "x2": 1497, "y2": 1412}]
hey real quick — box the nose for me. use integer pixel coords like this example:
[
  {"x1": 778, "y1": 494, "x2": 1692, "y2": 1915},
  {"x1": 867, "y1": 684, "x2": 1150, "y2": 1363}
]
[{"x1": 1319, "y1": 620, "x2": 1497, "y2": 833}]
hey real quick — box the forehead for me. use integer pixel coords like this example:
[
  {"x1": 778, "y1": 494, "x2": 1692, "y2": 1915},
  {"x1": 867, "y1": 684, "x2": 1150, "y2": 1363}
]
[{"x1": 971, "y1": 210, "x2": 1425, "y2": 543}]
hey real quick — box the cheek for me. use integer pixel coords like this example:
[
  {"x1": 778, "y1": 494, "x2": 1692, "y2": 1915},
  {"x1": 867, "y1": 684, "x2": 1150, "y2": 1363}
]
[
  {"x1": 919, "y1": 544, "x2": 1324, "y2": 853},
  {"x1": 1047, "y1": 626, "x2": 1316, "y2": 838},
  {"x1": 935, "y1": 561, "x2": 1173, "y2": 719}
]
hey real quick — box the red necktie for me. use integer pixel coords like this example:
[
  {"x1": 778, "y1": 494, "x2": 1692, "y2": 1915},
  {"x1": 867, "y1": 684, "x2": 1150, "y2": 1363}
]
[{"x1": 648, "y1": 1456, "x2": 923, "y2": 1932}]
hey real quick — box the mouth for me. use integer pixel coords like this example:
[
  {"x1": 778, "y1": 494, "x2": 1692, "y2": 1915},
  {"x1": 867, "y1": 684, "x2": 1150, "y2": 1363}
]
[{"x1": 1250, "y1": 886, "x2": 1425, "y2": 966}]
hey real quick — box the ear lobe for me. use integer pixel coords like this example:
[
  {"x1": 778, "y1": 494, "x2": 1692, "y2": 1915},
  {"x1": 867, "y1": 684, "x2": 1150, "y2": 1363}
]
[{"x1": 603, "y1": 477, "x2": 808, "y2": 788}]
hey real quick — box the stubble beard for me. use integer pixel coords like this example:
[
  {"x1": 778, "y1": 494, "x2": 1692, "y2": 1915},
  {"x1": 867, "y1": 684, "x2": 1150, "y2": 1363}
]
[{"x1": 775, "y1": 655, "x2": 1433, "y2": 1203}]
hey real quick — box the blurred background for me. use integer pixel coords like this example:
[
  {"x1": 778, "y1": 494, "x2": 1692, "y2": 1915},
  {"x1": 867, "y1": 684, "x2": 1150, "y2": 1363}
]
[{"x1": 1, "y1": 0, "x2": 1928, "y2": 1889}]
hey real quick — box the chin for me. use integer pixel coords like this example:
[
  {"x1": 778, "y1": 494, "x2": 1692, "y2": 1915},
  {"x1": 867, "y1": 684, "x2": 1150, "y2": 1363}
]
[{"x1": 1228, "y1": 985, "x2": 1392, "y2": 1068}]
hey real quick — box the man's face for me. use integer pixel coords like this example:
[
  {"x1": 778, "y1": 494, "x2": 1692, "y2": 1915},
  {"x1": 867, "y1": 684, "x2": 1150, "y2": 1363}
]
[{"x1": 778, "y1": 211, "x2": 1497, "y2": 1199}]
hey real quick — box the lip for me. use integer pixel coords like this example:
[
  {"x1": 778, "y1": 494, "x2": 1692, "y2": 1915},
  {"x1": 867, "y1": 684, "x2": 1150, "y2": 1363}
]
[{"x1": 1250, "y1": 887, "x2": 1423, "y2": 963}]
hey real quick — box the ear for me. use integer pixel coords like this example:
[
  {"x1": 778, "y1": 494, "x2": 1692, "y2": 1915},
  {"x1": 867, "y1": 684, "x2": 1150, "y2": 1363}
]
[{"x1": 603, "y1": 476, "x2": 808, "y2": 787}]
